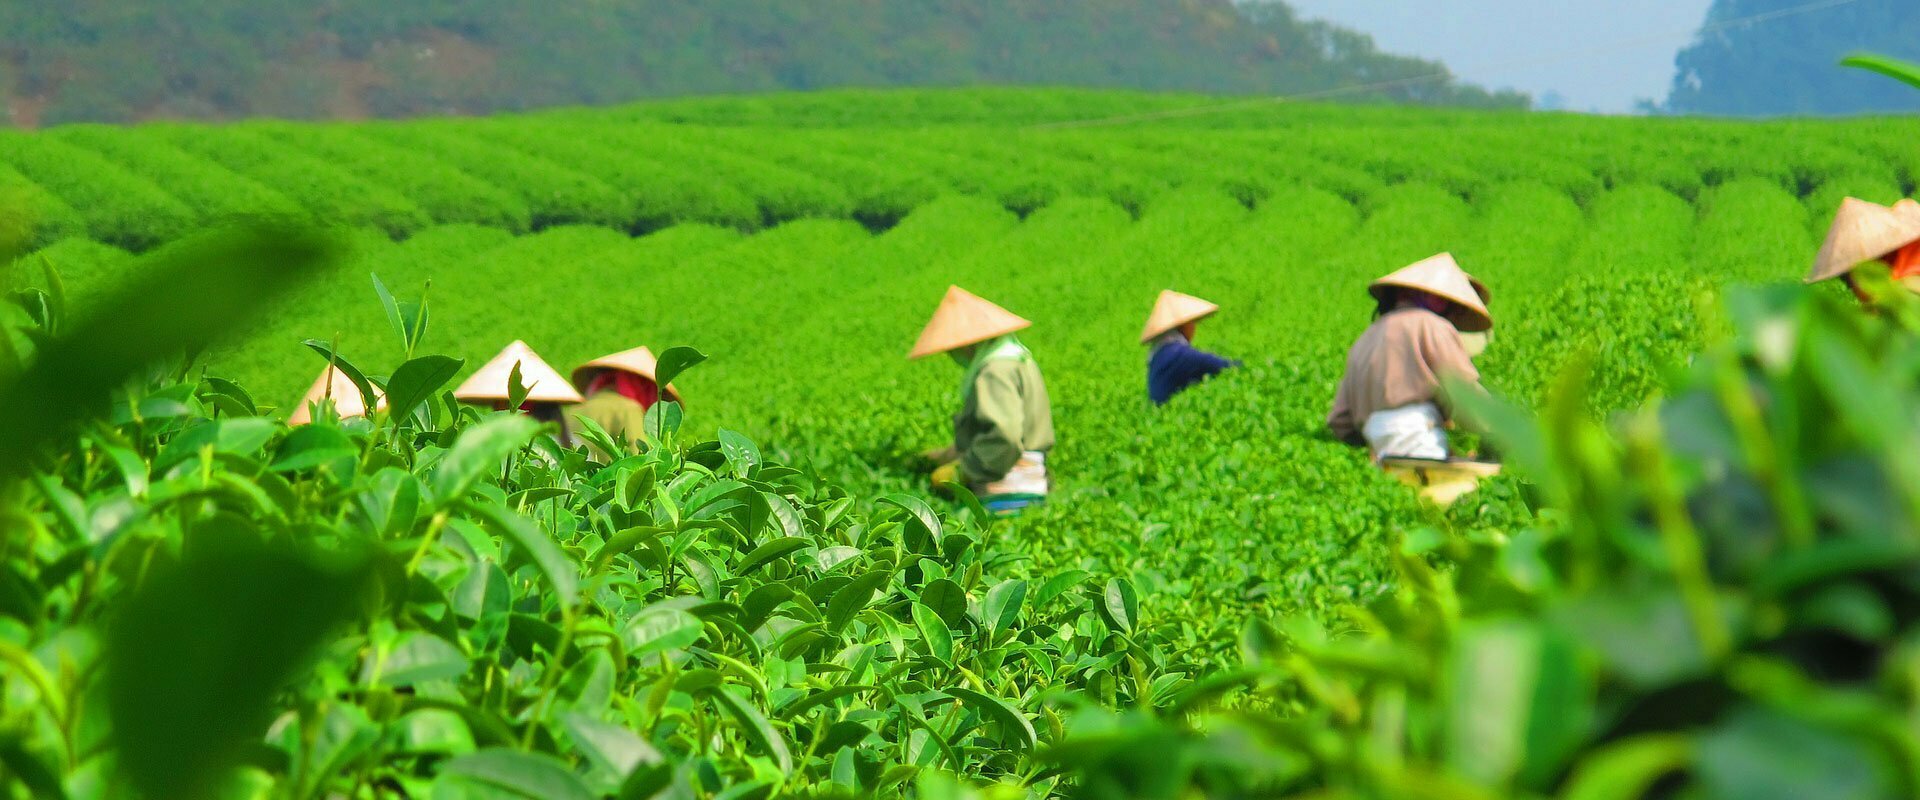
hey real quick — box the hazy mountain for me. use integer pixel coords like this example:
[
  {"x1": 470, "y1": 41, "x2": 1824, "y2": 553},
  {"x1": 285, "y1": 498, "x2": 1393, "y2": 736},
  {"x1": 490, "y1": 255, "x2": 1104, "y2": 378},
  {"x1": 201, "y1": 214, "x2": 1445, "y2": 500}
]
[
  {"x1": 0, "y1": 0, "x2": 1524, "y2": 127},
  {"x1": 1666, "y1": 0, "x2": 1920, "y2": 115}
]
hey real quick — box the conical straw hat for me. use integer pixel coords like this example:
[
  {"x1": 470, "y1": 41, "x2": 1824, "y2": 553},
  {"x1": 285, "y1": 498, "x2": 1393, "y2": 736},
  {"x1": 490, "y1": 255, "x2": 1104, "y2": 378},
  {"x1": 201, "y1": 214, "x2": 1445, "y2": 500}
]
[
  {"x1": 1368, "y1": 252, "x2": 1494, "y2": 332},
  {"x1": 1139, "y1": 290, "x2": 1220, "y2": 343},
  {"x1": 1806, "y1": 197, "x2": 1920, "y2": 283},
  {"x1": 454, "y1": 340, "x2": 584, "y2": 404},
  {"x1": 909, "y1": 286, "x2": 1031, "y2": 359},
  {"x1": 572, "y1": 345, "x2": 683, "y2": 404},
  {"x1": 288, "y1": 365, "x2": 386, "y2": 426}
]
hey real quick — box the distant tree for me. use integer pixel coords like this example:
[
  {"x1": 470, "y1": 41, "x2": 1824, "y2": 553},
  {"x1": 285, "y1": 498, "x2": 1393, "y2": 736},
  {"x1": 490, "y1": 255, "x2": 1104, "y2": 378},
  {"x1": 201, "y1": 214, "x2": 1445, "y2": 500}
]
[{"x1": 1666, "y1": 0, "x2": 1920, "y2": 116}]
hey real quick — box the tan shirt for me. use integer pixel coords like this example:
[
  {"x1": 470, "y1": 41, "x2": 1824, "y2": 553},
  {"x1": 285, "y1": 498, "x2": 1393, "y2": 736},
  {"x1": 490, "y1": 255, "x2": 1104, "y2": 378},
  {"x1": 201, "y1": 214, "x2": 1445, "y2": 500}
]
[
  {"x1": 1327, "y1": 308, "x2": 1481, "y2": 441},
  {"x1": 569, "y1": 390, "x2": 650, "y2": 460}
]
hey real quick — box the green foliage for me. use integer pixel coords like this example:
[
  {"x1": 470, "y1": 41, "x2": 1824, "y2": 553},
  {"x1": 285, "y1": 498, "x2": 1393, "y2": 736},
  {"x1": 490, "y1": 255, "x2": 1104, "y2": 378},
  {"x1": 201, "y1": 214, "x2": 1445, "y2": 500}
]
[
  {"x1": 0, "y1": 251, "x2": 1208, "y2": 798},
  {"x1": 1048, "y1": 285, "x2": 1920, "y2": 799}
]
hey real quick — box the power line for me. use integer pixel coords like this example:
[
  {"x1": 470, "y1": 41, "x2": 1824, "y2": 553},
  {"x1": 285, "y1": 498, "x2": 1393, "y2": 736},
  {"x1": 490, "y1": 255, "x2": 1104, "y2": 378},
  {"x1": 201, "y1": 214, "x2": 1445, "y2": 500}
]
[{"x1": 1028, "y1": 0, "x2": 1869, "y2": 130}]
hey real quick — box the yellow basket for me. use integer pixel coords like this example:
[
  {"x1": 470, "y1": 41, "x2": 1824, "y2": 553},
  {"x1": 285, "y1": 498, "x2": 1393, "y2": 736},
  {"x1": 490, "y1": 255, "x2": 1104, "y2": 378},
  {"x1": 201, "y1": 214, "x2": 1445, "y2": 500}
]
[{"x1": 1380, "y1": 458, "x2": 1502, "y2": 507}]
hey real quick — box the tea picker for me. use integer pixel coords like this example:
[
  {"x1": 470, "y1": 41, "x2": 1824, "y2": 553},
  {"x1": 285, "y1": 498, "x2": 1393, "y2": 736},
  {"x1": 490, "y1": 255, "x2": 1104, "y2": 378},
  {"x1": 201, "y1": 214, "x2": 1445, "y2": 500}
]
[
  {"x1": 1806, "y1": 197, "x2": 1920, "y2": 303},
  {"x1": 1327, "y1": 253, "x2": 1501, "y2": 505},
  {"x1": 453, "y1": 340, "x2": 584, "y2": 442},
  {"x1": 569, "y1": 345, "x2": 681, "y2": 457},
  {"x1": 911, "y1": 286, "x2": 1055, "y2": 516},
  {"x1": 1140, "y1": 290, "x2": 1240, "y2": 405}
]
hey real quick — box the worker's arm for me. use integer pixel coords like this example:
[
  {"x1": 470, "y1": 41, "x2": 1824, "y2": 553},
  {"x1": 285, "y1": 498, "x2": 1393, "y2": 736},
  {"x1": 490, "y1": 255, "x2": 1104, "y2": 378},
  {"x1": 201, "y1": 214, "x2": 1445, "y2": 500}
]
[
  {"x1": 1424, "y1": 322, "x2": 1485, "y2": 421},
  {"x1": 1188, "y1": 347, "x2": 1240, "y2": 376},
  {"x1": 958, "y1": 363, "x2": 1026, "y2": 483}
]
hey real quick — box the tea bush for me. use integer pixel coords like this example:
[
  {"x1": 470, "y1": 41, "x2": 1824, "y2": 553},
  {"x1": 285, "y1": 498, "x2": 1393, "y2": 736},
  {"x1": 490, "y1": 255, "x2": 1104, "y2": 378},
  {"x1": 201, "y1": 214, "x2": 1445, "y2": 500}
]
[{"x1": 2, "y1": 88, "x2": 1916, "y2": 248}]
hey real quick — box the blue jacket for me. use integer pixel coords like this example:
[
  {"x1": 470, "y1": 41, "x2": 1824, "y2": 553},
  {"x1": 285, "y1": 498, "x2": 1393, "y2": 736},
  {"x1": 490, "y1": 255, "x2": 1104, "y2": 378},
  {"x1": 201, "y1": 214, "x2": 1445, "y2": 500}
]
[{"x1": 1148, "y1": 339, "x2": 1239, "y2": 405}]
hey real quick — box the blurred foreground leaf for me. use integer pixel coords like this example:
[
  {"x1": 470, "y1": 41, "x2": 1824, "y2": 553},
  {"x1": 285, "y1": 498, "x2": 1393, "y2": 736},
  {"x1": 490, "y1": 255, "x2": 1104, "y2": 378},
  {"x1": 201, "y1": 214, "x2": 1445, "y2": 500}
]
[
  {"x1": 0, "y1": 221, "x2": 342, "y2": 478},
  {"x1": 106, "y1": 536, "x2": 369, "y2": 799},
  {"x1": 1842, "y1": 52, "x2": 1920, "y2": 91}
]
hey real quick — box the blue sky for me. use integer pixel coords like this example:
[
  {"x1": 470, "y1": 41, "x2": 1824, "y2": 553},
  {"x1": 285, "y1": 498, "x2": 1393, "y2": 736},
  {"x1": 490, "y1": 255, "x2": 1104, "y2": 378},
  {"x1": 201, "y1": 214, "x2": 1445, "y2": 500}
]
[{"x1": 1281, "y1": 0, "x2": 1720, "y2": 112}]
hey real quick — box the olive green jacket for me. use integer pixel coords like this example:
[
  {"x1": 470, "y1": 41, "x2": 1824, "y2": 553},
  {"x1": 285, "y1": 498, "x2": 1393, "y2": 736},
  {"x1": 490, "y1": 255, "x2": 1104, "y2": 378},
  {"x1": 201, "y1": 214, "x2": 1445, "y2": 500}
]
[
  {"x1": 954, "y1": 338, "x2": 1054, "y2": 483},
  {"x1": 570, "y1": 390, "x2": 649, "y2": 458}
]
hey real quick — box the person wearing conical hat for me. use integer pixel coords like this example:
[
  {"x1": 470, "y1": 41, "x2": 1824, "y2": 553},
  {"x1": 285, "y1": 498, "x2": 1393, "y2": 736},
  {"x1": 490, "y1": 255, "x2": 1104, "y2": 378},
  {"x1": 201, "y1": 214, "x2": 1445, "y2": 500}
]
[
  {"x1": 454, "y1": 340, "x2": 585, "y2": 440},
  {"x1": 912, "y1": 286, "x2": 1055, "y2": 515},
  {"x1": 1328, "y1": 253, "x2": 1491, "y2": 461},
  {"x1": 289, "y1": 365, "x2": 386, "y2": 426},
  {"x1": 1140, "y1": 290, "x2": 1240, "y2": 405},
  {"x1": 1806, "y1": 197, "x2": 1920, "y2": 304},
  {"x1": 569, "y1": 346, "x2": 680, "y2": 457}
]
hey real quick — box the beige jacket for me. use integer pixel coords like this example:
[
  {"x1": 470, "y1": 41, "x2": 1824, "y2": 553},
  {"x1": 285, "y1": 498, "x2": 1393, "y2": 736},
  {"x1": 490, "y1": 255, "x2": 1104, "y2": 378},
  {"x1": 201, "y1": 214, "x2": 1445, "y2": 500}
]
[
  {"x1": 1328, "y1": 308, "x2": 1481, "y2": 442},
  {"x1": 954, "y1": 337, "x2": 1054, "y2": 485}
]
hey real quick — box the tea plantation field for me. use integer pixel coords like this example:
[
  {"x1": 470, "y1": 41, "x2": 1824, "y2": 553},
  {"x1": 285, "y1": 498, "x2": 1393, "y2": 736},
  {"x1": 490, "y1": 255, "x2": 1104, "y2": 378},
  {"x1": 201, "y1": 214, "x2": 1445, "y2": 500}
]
[
  {"x1": 18, "y1": 89, "x2": 1901, "y2": 627},
  {"x1": 5, "y1": 89, "x2": 1919, "y2": 798}
]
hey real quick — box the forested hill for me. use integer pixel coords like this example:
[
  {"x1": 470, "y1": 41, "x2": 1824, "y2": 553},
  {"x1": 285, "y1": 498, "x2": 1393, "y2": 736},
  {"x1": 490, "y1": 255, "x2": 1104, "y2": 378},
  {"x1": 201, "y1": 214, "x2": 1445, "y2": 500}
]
[
  {"x1": 1666, "y1": 0, "x2": 1920, "y2": 116},
  {"x1": 0, "y1": 1, "x2": 1523, "y2": 127}
]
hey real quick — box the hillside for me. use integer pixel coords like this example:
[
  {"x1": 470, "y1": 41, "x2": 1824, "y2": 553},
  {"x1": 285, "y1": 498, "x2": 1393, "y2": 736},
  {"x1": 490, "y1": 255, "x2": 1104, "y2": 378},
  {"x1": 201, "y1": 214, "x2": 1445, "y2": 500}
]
[{"x1": 0, "y1": 0, "x2": 1523, "y2": 127}]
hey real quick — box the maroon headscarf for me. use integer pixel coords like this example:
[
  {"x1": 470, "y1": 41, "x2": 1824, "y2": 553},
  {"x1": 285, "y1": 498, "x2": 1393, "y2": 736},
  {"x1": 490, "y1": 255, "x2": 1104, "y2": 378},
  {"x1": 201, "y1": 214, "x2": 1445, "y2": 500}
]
[{"x1": 586, "y1": 370, "x2": 661, "y2": 410}]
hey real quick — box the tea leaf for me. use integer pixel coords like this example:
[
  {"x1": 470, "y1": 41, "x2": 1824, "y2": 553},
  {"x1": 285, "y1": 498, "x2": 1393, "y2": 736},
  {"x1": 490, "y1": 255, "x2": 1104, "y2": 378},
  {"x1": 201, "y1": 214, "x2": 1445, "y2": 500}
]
[
  {"x1": 624, "y1": 604, "x2": 704, "y2": 661},
  {"x1": 365, "y1": 631, "x2": 469, "y2": 688},
  {"x1": 1100, "y1": 578, "x2": 1137, "y2": 635},
  {"x1": 300, "y1": 339, "x2": 380, "y2": 420},
  {"x1": 653, "y1": 346, "x2": 707, "y2": 389},
  {"x1": 386, "y1": 355, "x2": 463, "y2": 423},
  {"x1": 433, "y1": 415, "x2": 541, "y2": 502},
  {"x1": 737, "y1": 537, "x2": 809, "y2": 576},
  {"x1": 918, "y1": 578, "x2": 969, "y2": 627},
  {"x1": 466, "y1": 499, "x2": 579, "y2": 610},
  {"x1": 912, "y1": 602, "x2": 953, "y2": 664},
  {"x1": 433, "y1": 749, "x2": 596, "y2": 800},
  {"x1": 945, "y1": 687, "x2": 1036, "y2": 752},
  {"x1": 982, "y1": 579, "x2": 1026, "y2": 635},
  {"x1": 708, "y1": 687, "x2": 794, "y2": 775},
  {"x1": 827, "y1": 569, "x2": 890, "y2": 634}
]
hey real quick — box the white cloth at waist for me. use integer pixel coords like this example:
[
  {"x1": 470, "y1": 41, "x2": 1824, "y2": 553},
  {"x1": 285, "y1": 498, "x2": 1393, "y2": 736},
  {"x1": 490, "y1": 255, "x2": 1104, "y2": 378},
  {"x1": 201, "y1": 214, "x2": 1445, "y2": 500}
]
[
  {"x1": 1362, "y1": 403, "x2": 1448, "y2": 461},
  {"x1": 976, "y1": 450, "x2": 1049, "y2": 497}
]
